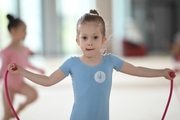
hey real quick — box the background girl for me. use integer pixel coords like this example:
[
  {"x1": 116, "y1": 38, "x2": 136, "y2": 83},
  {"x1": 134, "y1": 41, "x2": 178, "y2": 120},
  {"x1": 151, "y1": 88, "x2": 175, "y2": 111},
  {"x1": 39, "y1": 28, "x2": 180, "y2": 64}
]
[
  {"x1": 0, "y1": 14, "x2": 44, "y2": 120},
  {"x1": 7, "y1": 10, "x2": 174, "y2": 120}
]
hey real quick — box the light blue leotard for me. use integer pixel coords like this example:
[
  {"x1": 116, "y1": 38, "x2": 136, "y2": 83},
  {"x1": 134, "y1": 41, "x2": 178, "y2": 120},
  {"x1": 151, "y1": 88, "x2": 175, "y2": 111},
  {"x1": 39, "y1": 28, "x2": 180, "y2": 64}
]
[{"x1": 60, "y1": 54, "x2": 124, "y2": 120}]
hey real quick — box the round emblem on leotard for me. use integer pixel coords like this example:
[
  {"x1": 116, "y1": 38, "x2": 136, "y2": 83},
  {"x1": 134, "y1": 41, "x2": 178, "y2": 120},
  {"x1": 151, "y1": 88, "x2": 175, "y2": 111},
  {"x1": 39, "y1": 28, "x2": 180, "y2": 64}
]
[{"x1": 94, "y1": 71, "x2": 106, "y2": 83}]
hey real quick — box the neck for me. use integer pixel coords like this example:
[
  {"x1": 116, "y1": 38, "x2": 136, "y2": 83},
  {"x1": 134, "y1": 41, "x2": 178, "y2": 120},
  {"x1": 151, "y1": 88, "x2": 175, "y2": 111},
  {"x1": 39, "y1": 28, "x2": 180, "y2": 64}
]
[
  {"x1": 11, "y1": 39, "x2": 22, "y2": 45},
  {"x1": 9, "y1": 40, "x2": 23, "y2": 51},
  {"x1": 80, "y1": 54, "x2": 103, "y2": 66}
]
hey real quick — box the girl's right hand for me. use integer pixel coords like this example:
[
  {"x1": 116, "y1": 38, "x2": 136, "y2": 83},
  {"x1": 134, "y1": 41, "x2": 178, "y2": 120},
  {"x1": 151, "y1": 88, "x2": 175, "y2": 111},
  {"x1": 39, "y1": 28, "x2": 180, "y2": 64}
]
[{"x1": 7, "y1": 63, "x2": 23, "y2": 75}]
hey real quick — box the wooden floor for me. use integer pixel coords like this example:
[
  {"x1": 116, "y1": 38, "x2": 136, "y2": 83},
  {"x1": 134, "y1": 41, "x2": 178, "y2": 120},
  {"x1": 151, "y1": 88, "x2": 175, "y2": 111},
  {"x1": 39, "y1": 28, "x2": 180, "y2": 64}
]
[{"x1": 0, "y1": 55, "x2": 180, "y2": 120}]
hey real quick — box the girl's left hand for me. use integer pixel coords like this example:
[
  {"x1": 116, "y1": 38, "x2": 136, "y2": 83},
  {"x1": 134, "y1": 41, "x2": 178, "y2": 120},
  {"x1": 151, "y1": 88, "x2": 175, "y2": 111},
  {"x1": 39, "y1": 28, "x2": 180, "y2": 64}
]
[{"x1": 164, "y1": 68, "x2": 176, "y2": 80}]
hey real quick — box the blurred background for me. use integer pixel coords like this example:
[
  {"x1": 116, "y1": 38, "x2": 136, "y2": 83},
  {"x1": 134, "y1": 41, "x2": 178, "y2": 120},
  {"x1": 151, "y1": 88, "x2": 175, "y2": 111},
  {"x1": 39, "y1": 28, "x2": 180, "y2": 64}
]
[
  {"x1": 1, "y1": 0, "x2": 180, "y2": 56},
  {"x1": 0, "y1": 0, "x2": 180, "y2": 120}
]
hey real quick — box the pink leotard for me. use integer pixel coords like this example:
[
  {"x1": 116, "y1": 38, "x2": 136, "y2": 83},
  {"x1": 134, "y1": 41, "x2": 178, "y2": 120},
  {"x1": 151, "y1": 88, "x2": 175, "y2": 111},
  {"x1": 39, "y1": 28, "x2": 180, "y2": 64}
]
[{"x1": 0, "y1": 47, "x2": 40, "y2": 91}]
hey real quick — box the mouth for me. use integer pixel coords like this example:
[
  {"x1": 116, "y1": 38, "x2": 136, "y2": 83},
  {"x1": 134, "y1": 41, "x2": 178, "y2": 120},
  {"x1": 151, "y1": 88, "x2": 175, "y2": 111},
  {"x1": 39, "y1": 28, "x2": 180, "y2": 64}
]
[{"x1": 86, "y1": 48, "x2": 94, "y2": 51}]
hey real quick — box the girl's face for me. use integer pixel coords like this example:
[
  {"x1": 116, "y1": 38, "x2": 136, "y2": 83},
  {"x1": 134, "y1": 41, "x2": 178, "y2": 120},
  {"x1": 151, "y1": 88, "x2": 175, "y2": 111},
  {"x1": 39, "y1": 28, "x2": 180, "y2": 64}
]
[
  {"x1": 11, "y1": 23, "x2": 27, "y2": 41},
  {"x1": 76, "y1": 22, "x2": 106, "y2": 58}
]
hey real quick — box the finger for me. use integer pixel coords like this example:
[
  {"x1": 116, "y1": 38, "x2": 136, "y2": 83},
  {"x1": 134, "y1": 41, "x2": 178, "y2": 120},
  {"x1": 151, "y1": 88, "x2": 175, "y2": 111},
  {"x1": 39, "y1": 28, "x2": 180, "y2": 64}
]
[
  {"x1": 11, "y1": 63, "x2": 17, "y2": 71},
  {"x1": 8, "y1": 63, "x2": 17, "y2": 71}
]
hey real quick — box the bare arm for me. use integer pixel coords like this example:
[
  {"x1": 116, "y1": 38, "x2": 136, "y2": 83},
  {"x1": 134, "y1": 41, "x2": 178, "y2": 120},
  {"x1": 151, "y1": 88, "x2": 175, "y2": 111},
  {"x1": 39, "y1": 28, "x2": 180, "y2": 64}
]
[
  {"x1": 8, "y1": 63, "x2": 66, "y2": 86},
  {"x1": 26, "y1": 62, "x2": 45, "y2": 74},
  {"x1": 120, "y1": 62, "x2": 174, "y2": 80}
]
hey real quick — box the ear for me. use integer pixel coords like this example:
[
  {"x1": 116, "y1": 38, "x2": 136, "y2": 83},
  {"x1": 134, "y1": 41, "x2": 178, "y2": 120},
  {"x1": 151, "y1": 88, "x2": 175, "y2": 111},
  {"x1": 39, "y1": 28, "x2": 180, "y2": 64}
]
[
  {"x1": 102, "y1": 37, "x2": 107, "y2": 44},
  {"x1": 10, "y1": 28, "x2": 16, "y2": 35},
  {"x1": 76, "y1": 37, "x2": 80, "y2": 45}
]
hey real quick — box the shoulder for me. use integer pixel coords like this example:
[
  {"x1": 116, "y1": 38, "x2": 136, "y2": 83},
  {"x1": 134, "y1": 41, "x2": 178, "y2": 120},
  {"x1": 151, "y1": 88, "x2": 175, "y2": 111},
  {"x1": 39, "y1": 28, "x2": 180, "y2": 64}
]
[
  {"x1": 1, "y1": 47, "x2": 12, "y2": 55},
  {"x1": 103, "y1": 53, "x2": 124, "y2": 68},
  {"x1": 60, "y1": 56, "x2": 79, "y2": 75},
  {"x1": 23, "y1": 46, "x2": 32, "y2": 53},
  {"x1": 61, "y1": 56, "x2": 79, "y2": 65},
  {"x1": 0, "y1": 47, "x2": 16, "y2": 61},
  {"x1": 103, "y1": 53, "x2": 122, "y2": 60},
  {"x1": 65, "y1": 56, "x2": 78, "y2": 61},
  {"x1": 103, "y1": 53, "x2": 118, "y2": 57}
]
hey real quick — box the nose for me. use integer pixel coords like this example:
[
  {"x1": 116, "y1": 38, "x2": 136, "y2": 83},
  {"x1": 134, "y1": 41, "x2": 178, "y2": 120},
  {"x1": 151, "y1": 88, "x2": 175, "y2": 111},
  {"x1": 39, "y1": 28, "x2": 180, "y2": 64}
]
[
  {"x1": 88, "y1": 43, "x2": 93, "y2": 46},
  {"x1": 87, "y1": 39, "x2": 93, "y2": 46}
]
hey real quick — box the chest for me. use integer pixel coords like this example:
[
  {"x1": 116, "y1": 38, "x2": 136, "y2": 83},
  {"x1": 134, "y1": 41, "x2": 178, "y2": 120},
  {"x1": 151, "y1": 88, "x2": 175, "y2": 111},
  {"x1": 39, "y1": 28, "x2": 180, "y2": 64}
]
[{"x1": 70, "y1": 63, "x2": 114, "y2": 93}]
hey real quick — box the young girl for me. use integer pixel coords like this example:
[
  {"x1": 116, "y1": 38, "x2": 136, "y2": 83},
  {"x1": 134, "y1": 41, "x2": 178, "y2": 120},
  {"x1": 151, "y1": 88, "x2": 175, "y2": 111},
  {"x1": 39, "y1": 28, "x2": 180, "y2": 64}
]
[
  {"x1": 7, "y1": 10, "x2": 174, "y2": 120},
  {"x1": 0, "y1": 14, "x2": 44, "y2": 120}
]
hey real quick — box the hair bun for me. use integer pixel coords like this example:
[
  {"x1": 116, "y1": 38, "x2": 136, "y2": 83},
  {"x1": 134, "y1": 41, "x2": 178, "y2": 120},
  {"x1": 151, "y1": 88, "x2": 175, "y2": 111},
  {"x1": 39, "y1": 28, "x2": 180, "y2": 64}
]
[
  {"x1": 7, "y1": 14, "x2": 14, "y2": 21},
  {"x1": 89, "y1": 9, "x2": 99, "y2": 15}
]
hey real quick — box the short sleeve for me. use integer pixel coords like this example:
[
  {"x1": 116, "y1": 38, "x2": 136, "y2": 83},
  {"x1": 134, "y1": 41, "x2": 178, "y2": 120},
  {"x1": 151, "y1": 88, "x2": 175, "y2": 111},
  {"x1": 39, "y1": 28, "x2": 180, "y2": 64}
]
[
  {"x1": 59, "y1": 57, "x2": 73, "y2": 76},
  {"x1": 24, "y1": 47, "x2": 33, "y2": 55},
  {"x1": 110, "y1": 54, "x2": 124, "y2": 71}
]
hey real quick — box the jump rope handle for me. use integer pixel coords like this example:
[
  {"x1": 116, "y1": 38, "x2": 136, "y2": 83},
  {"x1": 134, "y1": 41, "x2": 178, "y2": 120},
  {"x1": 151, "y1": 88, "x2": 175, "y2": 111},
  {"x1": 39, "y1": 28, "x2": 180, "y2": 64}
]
[
  {"x1": 4, "y1": 66, "x2": 20, "y2": 120},
  {"x1": 169, "y1": 72, "x2": 176, "y2": 78},
  {"x1": 161, "y1": 72, "x2": 175, "y2": 120}
]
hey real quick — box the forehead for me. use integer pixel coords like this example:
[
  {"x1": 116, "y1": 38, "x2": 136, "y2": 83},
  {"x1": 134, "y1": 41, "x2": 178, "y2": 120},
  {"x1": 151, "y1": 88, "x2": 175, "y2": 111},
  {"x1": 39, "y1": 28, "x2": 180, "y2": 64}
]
[
  {"x1": 19, "y1": 23, "x2": 26, "y2": 28},
  {"x1": 78, "y1": 22, "x2": 102, "y2": 34},
  {"x1": 15, "y1": 22, "x2": 26, "y2": 30}
]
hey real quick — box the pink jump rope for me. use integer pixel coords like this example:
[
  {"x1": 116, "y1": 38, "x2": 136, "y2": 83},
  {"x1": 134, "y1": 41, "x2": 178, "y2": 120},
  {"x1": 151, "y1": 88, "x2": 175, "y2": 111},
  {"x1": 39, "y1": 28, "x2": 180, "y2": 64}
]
[
  {"x1": 161, "y1": 72, "x2": 175, "y2": 120},
  {"x1": 4, "y1": 65, "x2": 176, "y2": 120},
  {"x1": 4, "y1": 66, "x2": 20, "y2": 120}
]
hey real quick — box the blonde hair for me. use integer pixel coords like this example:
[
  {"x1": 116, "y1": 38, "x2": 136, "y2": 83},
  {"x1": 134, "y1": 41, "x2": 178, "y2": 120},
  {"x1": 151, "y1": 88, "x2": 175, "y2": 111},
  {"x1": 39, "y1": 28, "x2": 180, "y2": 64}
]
[{"x1": 76, "y1": 9, "x2": 106, "y2": 37}]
